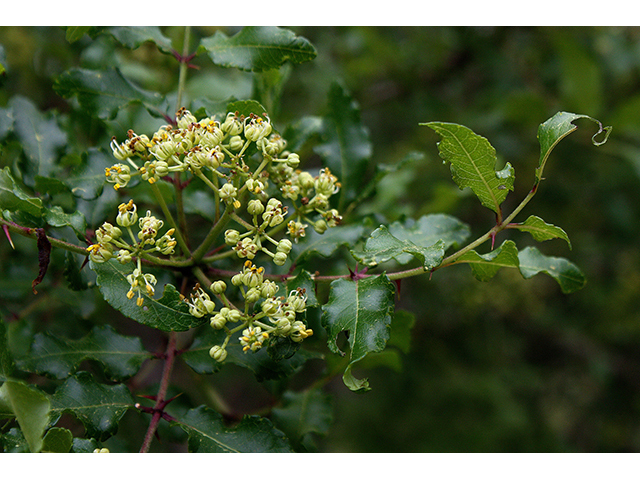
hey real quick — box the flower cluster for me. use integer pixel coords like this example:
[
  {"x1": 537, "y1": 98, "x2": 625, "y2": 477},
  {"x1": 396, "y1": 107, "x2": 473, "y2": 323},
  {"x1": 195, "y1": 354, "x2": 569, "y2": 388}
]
[
  {"x1": 107, "y1": 108, "x2": 342, "y2": 267},
  {"x1": 181, "y1": 260, "x2": 313, "y2": 363},
  {"x1": 86, "y1": 200, "x2": 176, "y2": 306}
]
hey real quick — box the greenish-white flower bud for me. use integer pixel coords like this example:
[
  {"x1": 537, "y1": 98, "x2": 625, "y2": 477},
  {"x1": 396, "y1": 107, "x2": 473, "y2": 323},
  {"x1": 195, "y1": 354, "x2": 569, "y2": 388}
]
[
  {"x1": 273, "y1": 251, "x2": 288, "y2": 266},
  {"x1": 245, "y1": 287, "x2": 261, "y2": 303},
  {"x1": 221, "y1": 112, "x2": 243, "y2": 135},
  {"x1": 228, "y1": 135, "x2": 244, "y2": 151},
  {"x1": 224, "y1": 229, "x2": 240, "y2": 246},
  {"x1": 226, "y1": 309, "x2": 243, "y2": 323},
  {"x1": 116, "y1": 249, "x2": 133, "y2": 264},
  {"x1": 297, "y1": 171, "x2": 315, "y2": 191},
  {"x1": 247, "y1": 199, "x2": 265, "y2": 216},
  {"x1": 286, "y1": 153, "x2": 300, "y2": 168},
  {"x1": 210, "y1": 280, "x2": 227, "y2": 294},
  {"x1": 276, "y1": 239, "x2": 292, "y2": 254},
  {"x1": 261, "y1": 297, "x2": 279, "y2": 316},
  {"x1": 209, "y1": 345, "x2": 228, "y2": 362},
  {"x1": 260, "y1": 280, "x2": 279, "y2": 298},
  {"x1": 313, "y1": 219, "x2": 328, "y2": 234},
  {"x1": 210, "y1": 314, "x2": 227, "y2": 329}
]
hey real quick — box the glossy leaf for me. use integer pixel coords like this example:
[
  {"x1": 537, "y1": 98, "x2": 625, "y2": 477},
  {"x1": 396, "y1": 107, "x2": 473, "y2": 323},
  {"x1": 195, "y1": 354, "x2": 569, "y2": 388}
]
[
  {"x1": 173, "y1": 405, "x2": 293, "y2": 453},
  {"x1": 510, "y1": 215, "x2": 571, "y2": 248},
  {"x1": 351, "y1": 224, "x2": 446, "y2": 270},
  {"x1": 0, "y1": 380, "x2": 50, "y2": 453},
  {"x1": 271, "y1": 389, "x2": 333, "y2": 451},
  {"x1": 291, "y1": 223, "x2": 367, "y2": 264},
  {"x1": 321, "y1": 275, "x2": 396, "y2": 392},
  {"x1": 199, "y1": 26, "x2": 317, "y2": 72},
  {"x1": 16, "y1": 324, "x2": 152, "y2": 380},
  {"x1": 518, "y1": 246, "x2": 586, "y2": 294},
  {"x1": 91, "y1": 259, "x2": 205, "y2": 332},
  {"x1": 454, "y1": 239, "x2": 520, "y2": 281},
  {"x1": 0, "y1": 166, "x2": 43, "y2": 218},
  {"x1": 49, "y1": 372, "x2": 134, "y2": 441},
  {"x1": 63, "y1": 148, "x2": 113, "y2": 201},
  {"x1": 314, "y1": 81, "x2": 372, "y2": 208},
  {"x1": 53, "y1": 67, "x2": 166, "y2": 120},
  {"x1": 388, "y1": 214, "x2": 470, "y2": 257},
  {"x1": 423, "y1": 122, "x2": 515, "y2": 214},
  {"x1": 536, "y1": 111, "x2": 611, "y2": 184},
  {"x1": 43, "y1": 206, "x2": 87, "y2": 241}
]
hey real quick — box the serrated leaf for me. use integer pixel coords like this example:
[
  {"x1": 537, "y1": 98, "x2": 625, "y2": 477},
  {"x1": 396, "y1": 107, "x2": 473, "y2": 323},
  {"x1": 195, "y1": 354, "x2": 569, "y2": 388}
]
[
  {"x1": 321, "y1": 275, "x2": 396, "y2": 392},
  {"x1": 537, "y1": 112, "x2": 611, "y2": 184},
  {"x1": 104, "y1": 26, "x2": 173, "y2": 54},
  {"x1": 454, "y1": 239, "x2": 520, "y2": 281},
  {"x1": 271, "y1": 389, "x2": 333, "y2": 451},
  {"x1": 518, "y1": 246, "x2": 586, "y2": 294},
  {"x1": 199, "y1": 26, "x2": 316, "y2": 72},
  {"x1": 0, "y1": 166, "x2": 43, "y2": 218},
  {"x1": 9, "y1": 95, "x2": 67, "y2": 184},
  {"x1": 314, "y1": 81, "x2": 372, "y2": 209},
  {"x1": 423, "y1": 122, "x2": 515, "y2": 214},
  {"x1": 91, "y1": 259, "x2": 205, "y2": 332},
  {"x1": 511, "y1": 215, "x2": 571, "y2": 248},
  {"x1": 351, "y1": 225, "x2": 445, "y2": 270},
  {"x1": 16, "y1": 324, "x2": 152, "y2": 380},
  {"x1": 174, "y1": 405, "x2": 293, "y2": 452},
  {"x1": 0, "y1": 380, "x2": 50, "y2": 452},
  {"x1": 54, "y1": 67, "x2": 166, "y2": 120},
  {"x1": 49, "y1": 372, "x2": 133, "y2": 441}
]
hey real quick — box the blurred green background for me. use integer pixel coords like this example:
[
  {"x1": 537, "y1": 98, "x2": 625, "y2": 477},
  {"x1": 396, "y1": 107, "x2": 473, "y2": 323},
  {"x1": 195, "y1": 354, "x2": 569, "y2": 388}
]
[{"x1": 2, "y1": 26, "x2": 640, "y2": 452}]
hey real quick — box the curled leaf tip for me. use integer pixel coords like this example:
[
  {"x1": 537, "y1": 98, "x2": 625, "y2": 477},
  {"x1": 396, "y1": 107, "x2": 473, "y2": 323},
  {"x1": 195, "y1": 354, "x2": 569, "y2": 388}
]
[{"x1": 592, "y1": 124, "x2": 612, "y2": 146}]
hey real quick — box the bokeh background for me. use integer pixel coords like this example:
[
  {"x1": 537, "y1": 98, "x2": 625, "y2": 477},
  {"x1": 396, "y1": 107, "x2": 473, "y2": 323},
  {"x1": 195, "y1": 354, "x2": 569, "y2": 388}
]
[{"x1": 2, "y1": 26, "x2": 640, "y2": 452}]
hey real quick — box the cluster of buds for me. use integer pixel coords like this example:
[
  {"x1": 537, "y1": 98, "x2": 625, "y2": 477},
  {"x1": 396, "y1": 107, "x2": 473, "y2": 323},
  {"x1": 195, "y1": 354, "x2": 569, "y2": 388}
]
[
  {"x1": 188, "y1": 260, "x2": 313, "y2": 362},
  {"x1": 86, "y1": 200, "x2": 177, "y2": 307}
]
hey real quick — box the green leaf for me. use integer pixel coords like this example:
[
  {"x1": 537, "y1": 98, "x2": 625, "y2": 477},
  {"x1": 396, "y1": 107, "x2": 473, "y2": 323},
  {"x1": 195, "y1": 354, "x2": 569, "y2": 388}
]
[
  {"x1": 104, "y1": 26, "x2": 174, "y2": 54},
  {"x1": 387, "y1": 309, "x2": 416, "y2": 354},
  {"x1": 63, "y1": 148, "x2": 112, "y2": 201},
  {"x1": 199, "y1": 26, "x2": 317, "y2": 72},
  {"x1": 536, "y1": 112, "x2": 611, "y2": 184},
  {"x1": 41, "y1": 427, "x2": 73, "y2": 453},
  {"x1": 510, "y1": 215, "x2": 571, "y2": 248},
  {"x1": 351, "y1": 225, "x2": 446, "y2": 270},
  {"x1": 16, "y1": 324, "x2": 152, "y2": 380},
  {"x1": 9, "y1": 95, "x2": 67, "y2": 183},
  {"x1": 314, "y1": 81, "x2": 372, "y2": 209},
  {"x1": 454, "y1": 239, "x2": 520, "y2": 281},
  {"x1": 54, "y1": 67, "x2": 166, "y2": 120},
  {"x1": 286, "y1": 269, "x2": 319, "y2": 308},
  {"x1": 64, "y1": 26, "x2": 92, "y2": 43},
  {"x1": 518, "y1": 246, "x2": 586, "y2": 294},
  {"x1": 49, "y1": 372, "x2": 134, "y2": 441},
  {"x1": 271, "y1": 389, "x2": 333, "y2": 451},
  {"x1": 91, "y1": 259, "x2": 205, "y2": 332},
  {"x1": 63, "y1": 250, "x2": 90, "y2": 291},
  {"x1": 0, "y1": 381, "x2": 50, "y2": 452},
  {"x1": 0, "y1": 166, "x2": 43, "y2": 218},
  {"x1": 44, "y1": 206, "x2": 87, "y2": 241},
  {"x1": 173, "y1": 405, "x2": 294, "y2": 452},
  {"x1": 291, "y1": 223, "x2": 367, "y2": 263},
  {"x1": 226, "y1": 99, "x2": 268, "y2": 119},
  {"x1": 423, "y1": 122, "x2": 515, "y2": 214},
  {"x1": 321, "y1": 275, "x2": 396, "y2": 392}
]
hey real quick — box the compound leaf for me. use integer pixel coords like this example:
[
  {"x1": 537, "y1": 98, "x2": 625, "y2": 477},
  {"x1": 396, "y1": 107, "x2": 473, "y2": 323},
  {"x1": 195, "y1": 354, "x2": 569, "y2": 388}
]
[
  {"x1": 423, "y1": 122, "x2": 515, "y2": 214},
  {"x1": 49, "y1": 372, "x2": 133, "y2": 441},
  {"x1": 199, "y1": 26, "x2": 317, "y2": 72},
  {"x1": 174, "y1": 405, "x2": 293, "y2": 453},
  {"x1": 91, "y1": 259, "x2": 205, "y2": 332},
  {"x1": 16, "y1": 324, "x2": 152, "y2": 380},
  {"x1": 321, "y1": 275, "x2": 396, "y2": 392},
  {"x1": 518, "y1": 246, "x2": 586, "y2": 294}
]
